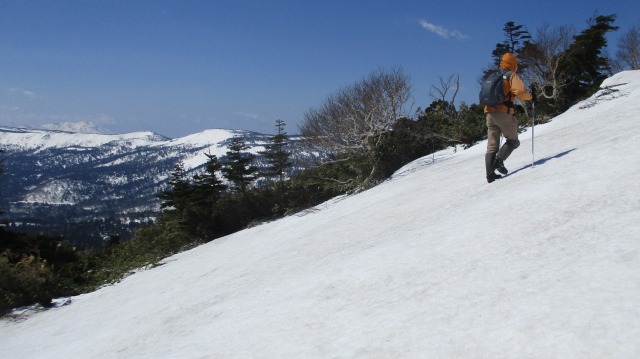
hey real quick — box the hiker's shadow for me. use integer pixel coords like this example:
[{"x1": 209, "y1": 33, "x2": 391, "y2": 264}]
[{"x1": 509, "y1": 148, "x2": 577, "y2": 176}]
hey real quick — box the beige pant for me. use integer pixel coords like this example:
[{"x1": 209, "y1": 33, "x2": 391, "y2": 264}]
[{"x1": 486, "y1": 112, "x2": 519, "y2": 154}]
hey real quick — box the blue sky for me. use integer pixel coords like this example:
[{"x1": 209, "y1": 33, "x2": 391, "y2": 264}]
[{"x1": 1, "y1": 0, "x2": 638, "y2": 137}]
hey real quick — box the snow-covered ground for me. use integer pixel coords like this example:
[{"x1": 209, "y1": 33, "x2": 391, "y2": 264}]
[{"x1": 2, "y1": 71, "x2": 639, "y2": 358}]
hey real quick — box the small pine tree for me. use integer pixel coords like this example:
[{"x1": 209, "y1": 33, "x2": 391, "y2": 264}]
[
  {"x1": 502, "y1": 21, "x2": 532, "y2": 54},
  {"x1": 259, "y1": 119, "x2": 292, "y2": 186},
  {"x1": 221, "y1": 137, "x2": 258, "y2": 193},
  {"x1": 484, "y1": 21, "x2": 532, "y2": 79},
  {"x1": 0, "y1": 150, "x2": 4, "y2": 216},
  {"x1": 189, "y1": 153, "x2": 227, "y2": 240},
  {"x1": 192, "y1": 153, "x2": 226, "y2": 203},
  {"x1": 559, "y1": 14, "x2": 618, "y2": 106},
  {"x1": 158, "y1": 161, "x2": 192, "y2": 211}
]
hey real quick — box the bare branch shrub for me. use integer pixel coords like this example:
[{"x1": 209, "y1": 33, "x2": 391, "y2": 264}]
[
  {"x1": 616, "y1": 26, "x2": 640, "y2": 70},
  {"x1": 300, "y1": 67, "x2": 411, "y2": 156},
  {"x1": 299, "y1": 67, "x2": 411, "y2": 188},
  {"x1": 521, "y1": 23, "x2": 575, "y2": 105}
]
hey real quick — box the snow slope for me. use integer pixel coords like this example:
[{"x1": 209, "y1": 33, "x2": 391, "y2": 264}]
[{"x1": 2, "y1": 71, "x2": 640, "y2": 358}]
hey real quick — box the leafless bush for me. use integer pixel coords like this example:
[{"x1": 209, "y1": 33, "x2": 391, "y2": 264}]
[
  {"x1": 616, "y1": 26, "x2": 640, "y2": 70},
  {"x1": 300, "y1": 67, "x2": 411, "y2": 155}
]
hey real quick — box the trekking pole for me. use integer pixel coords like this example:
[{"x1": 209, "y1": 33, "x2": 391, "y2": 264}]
[
  {"x1": 530, "y1": 83, "x2": 537, "y2": 168},
  {"x1": 531, "y1": 100, "x2": 535, "y2": 168}
]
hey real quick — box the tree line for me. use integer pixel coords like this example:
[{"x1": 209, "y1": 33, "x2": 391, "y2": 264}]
[{"x1": 1, "y1": 14, "x2": 638, "y2": 316}]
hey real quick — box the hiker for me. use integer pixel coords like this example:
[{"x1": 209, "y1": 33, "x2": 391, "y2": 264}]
[{"x1": 484, "y1": 52, "x2": 533, "y2": 183}]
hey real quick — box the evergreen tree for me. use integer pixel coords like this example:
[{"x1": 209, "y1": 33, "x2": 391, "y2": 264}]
[
  {"x1": 484, "y1": 21, "x2": 532, "y2": 79},
  {"x1": 259, "y1": 119, "x2": 292, "y2": 186},
  {"x1": 189, "y1": 153, "x2": 227, "y2": 240},
  {"x1": 192, "y1": 153, "x2": 226, "y2": 202},
  {"x1": 503, "y1": 21, "x2": 533, "y2": 53},
  {"x1": 0, "y1": 151, "x2": 4, "y2": 216},
  {"x1": 221, "y1": 137, "x2": 258, "y2": 193},
  {"x1": 559, "y1": 14, "x2": 618, "y2": 106},
  {"x1": 158, "y1": 161, "x2": 192, "y2": 211}
]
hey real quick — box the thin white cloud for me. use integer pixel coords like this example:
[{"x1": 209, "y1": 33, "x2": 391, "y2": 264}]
[
  {"x1": 234, "y1": 111, "x2": 269, "y2": 123},
  {"x1": 9, "y1": 87, "x2": 38, "y2": 98},
  {"x1": 0, "y1": 105, "x2": 115, "y2": 133},
  {"x1": 419, "y1": 20, "x2": 468, "y2": 40}
]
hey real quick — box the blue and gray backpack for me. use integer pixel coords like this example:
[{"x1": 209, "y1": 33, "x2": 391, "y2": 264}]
[{"x1": 479, "y1": 69, "x2": 512, "y2": 106}]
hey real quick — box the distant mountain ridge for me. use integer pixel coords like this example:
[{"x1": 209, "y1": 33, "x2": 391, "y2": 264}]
[
  {"x1": 12, "y1": 121, "x2": 113, "y2": 135},
  {"x1": 0, "y1": 125, "x2": 327, "y2": 247},
  {"x1": 38, "y1": 121, "x2": 113, "y2": 134}
]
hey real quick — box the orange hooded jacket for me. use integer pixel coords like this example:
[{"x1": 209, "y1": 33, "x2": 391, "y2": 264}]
[{"x1": 484, "y1": 53, "x2": 532, "y2": 114}]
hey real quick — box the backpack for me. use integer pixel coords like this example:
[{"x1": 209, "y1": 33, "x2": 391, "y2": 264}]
[{"x1": 479, "y1": 69, "x2": 512, "y2": 106}]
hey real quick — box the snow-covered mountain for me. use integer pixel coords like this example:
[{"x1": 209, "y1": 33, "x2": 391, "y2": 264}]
[
  {"x1": 1, "y1": 70, "x2": 639, "y2": 358},
  {"x1": 38, "y1": 121, "x2": 113, "y2": 134},
  {"x1": 10, "y1": 121, "x2": 113, "y2": 135},
  {"x1": 0, "y1": 126, "x2": 327, "y2": 246}
]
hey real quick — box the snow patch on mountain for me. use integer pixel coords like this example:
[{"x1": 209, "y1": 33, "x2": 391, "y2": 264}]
[
  {"x1": 21, "y1": 180, "x2": 86, "y2": 205},
  {"x1": 39, "y1": 121, "x2": 112, "y2": 134},
  {"x1": 0, "y1": 126, "x2": 168, "y2": 153}
]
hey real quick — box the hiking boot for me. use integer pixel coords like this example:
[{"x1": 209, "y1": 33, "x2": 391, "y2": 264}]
[
  {"x1": 486, "y1": 172, "x2": 503, "y2": 183},
  {"x1": 485, "y1": 152, "x2": 497, "y2": 176},
  {"x1": 493, "y1": 158, "x2": 508, "y2": 175}
]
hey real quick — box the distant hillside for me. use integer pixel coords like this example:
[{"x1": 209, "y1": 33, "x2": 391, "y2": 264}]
[
  {"x1": 0, "y1": 127, "x2": 327, "y2": 247},
  {"x1": 38, "y1": 121, "x2": 113, "y2": 134}
]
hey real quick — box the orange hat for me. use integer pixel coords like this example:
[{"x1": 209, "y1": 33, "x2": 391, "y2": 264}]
[{"x1": 500, "y1": 53, "x2": 518, "y2": 72}]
